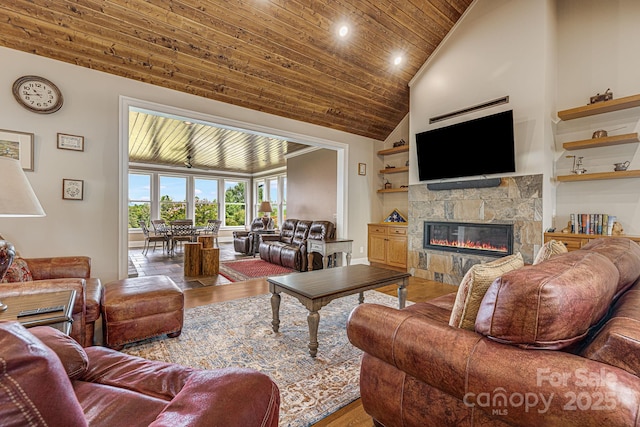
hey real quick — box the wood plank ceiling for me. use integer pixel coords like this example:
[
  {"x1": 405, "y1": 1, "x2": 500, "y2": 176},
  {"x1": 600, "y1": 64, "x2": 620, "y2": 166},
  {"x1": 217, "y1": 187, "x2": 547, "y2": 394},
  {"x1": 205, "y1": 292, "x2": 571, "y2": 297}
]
[{"x1": 1, "y1": 0, "x2": 473, "y2": 172}]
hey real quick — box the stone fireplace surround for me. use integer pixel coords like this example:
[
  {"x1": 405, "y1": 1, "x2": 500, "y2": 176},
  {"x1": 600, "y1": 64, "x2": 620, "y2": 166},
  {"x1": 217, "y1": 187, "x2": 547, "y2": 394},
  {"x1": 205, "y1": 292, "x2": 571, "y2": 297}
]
[{"x1": 408, "y1": 175, "x2": 542, "y2": 286}]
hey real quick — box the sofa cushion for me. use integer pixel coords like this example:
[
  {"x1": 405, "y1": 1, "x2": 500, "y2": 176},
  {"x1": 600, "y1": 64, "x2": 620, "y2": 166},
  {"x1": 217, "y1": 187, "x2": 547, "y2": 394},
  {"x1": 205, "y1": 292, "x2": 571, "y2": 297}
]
[
  {"x1": 581, "y1": 317, "x2": 640, "y2": 376},
  {"x1": 278, "y1": 219, "x2": 298, "y2": 244},
  {"x1": 449, "y1": 252, "x2": 524, "y2": 330},
  {"x1": 580, "y1": 238, "x2": 640, "y2": 297},
  {"x1": 308, "y1": 221, "x2": 335, "y2": 241},
  {"x1": 533, "y1": 239, "x2": 568, "y2": 265},
  {"x1": 1, "y1": 257, "x2": 33, "y2": 283},
  {"x1": 0, "y1": 322, "x2": 88, "y2": 426},
  {"x1": 291, "y1": 220, "x2": 312, "y2": 246},
  {"x1": 476, "y1": 250, "x2": 619, "y2": 349},
  {"x1": 29, "y1": 325, "x2": 89, "y2": 379}
]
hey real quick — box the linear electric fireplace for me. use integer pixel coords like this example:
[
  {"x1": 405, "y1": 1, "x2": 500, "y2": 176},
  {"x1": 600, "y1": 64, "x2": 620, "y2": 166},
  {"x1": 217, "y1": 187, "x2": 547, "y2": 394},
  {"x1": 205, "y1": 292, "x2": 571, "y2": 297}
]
[{"x1": 424, "y1": 221, "x2": 513, "y2": 257}]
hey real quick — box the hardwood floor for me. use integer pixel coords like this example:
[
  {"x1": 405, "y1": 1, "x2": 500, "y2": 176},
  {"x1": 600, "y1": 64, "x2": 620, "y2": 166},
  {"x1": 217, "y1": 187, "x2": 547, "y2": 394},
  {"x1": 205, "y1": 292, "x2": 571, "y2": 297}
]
[{"x1": 130, "y1": 242, "x2": 458, "y2": 426}]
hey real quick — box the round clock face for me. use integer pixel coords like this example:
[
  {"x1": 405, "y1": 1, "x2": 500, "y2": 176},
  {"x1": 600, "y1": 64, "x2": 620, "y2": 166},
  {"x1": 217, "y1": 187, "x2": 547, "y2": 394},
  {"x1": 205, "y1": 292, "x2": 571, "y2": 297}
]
[{"x1": 12, "y1": 75, "x2": 63, "y2": 114}]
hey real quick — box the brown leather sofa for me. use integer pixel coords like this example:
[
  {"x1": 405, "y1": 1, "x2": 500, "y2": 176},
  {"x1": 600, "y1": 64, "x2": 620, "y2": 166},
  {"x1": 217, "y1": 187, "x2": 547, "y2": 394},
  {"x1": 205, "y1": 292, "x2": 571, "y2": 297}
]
[
  {"x1": 0, "y1": 321, "x2": 280, "y2": 427},
  {"x1": 0, "y1": 256, "x2": 101, "y2": 347},
  {"x1": 233, "y1": 217, "x2": 274, "y2": 255},
  {"x1": 347, "y1": 238, "x2": 640, "y2": 427},
  {"x1": 259, "y1": 219, "x2": 335, "y2": 271}
]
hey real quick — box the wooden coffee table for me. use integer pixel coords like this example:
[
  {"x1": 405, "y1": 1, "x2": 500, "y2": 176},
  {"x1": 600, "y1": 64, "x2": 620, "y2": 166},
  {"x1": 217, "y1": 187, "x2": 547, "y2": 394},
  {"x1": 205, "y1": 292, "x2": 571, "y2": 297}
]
[{"x1": 268, "y1": 264, "x2": 410, "y2": 357}]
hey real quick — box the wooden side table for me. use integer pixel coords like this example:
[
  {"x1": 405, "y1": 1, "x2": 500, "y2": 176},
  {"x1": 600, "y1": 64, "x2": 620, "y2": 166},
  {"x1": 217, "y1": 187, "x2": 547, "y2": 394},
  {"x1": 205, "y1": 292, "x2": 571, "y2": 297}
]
[{"x1": 0, "y1": 290, "x2": 76, "y2": 335}]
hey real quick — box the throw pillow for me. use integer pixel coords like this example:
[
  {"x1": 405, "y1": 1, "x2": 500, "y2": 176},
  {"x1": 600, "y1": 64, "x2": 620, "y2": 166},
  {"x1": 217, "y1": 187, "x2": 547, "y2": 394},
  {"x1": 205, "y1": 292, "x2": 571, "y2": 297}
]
[
  {"x1": 449, "y1": 252, "x2": 524, "y2": 331},
  {"x1": 1, "y1": 257, "x2": 33, "y2": 283},
  {"x1": 533, "y1": 240, "x2": 568, "y2": 265}
]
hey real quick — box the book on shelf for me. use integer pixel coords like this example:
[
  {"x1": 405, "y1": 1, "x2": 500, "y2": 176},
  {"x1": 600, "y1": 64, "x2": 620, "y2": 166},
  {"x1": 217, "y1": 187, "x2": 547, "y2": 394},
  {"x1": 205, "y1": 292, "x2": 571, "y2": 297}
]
[
  {"x1": 569, "y1": 213, "x2": 617, "y2": 236},
  {"x1": 570, "y1": 213, "x2": 613, "y2": 235}
]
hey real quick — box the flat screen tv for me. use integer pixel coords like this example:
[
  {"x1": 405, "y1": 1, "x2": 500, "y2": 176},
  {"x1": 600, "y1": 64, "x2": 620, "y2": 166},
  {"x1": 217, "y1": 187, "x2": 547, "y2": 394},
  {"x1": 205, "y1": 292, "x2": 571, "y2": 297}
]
[{"x1": 416, "y1": 110, "x2": 515, "y2": 181}]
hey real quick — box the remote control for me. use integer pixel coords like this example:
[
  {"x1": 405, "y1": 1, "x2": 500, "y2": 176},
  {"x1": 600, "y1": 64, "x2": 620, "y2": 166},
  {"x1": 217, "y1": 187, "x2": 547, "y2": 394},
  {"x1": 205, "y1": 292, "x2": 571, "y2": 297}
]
[{"x1": 17, "y1": 305, "x2": 65, "y2": 317}]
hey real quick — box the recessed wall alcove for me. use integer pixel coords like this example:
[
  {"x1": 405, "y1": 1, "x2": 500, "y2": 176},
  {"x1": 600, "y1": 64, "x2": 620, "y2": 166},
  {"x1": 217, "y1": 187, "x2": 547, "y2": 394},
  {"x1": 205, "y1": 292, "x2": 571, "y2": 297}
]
[{"x1": 407, "y1": 175, "x2": 543, "y2": 286}]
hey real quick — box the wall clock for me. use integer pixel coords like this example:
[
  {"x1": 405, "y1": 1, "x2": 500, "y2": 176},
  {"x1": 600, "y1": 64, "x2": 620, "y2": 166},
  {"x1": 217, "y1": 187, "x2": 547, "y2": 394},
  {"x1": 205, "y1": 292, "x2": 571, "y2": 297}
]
[{"x1": 12, "y1": 75, "x2": 64, "y2": 114}]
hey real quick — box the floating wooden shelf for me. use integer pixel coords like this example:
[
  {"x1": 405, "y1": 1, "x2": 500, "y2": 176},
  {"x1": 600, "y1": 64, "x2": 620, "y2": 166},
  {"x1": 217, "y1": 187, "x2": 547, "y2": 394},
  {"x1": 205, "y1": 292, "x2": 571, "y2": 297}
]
[
  {"x1": 557, "y1": 94, "x2": 640, "y2": 120},
  {"x1": 563, "y1": 133, "x2": 639, "y2": 150},
  {"x1": 556, "y1": 170, "x2": 640, "y2": 182},
  {"x1": 377, "y1": 187, "x2": 409, "y2": 193},
  {"x1": 379, "y1": 166, "x2": 409, "y2": 174},
  {"x1": 377, "y1": 145, "x2": 409, "y2": 156}
]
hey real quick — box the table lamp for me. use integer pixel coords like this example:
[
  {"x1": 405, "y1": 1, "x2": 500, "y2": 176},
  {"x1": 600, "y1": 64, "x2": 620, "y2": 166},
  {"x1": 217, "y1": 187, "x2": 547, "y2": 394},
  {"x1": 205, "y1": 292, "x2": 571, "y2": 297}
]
[
  {"x1": 259, "y1": 201, "x2": 272, "y2": 218},
  {"x1": 0, "y1": 157, "x2": 46, "y2": 311}
]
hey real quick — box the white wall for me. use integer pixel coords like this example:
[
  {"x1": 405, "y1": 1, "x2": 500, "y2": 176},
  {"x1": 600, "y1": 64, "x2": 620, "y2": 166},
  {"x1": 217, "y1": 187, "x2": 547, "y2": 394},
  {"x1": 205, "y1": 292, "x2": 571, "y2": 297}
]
[
  {"x1": 409, "y1": 0, "x2": 557, "y2": 234},
  {"x1": 287, "y1": 149, "x2": 337, "y2": 222},
  {"x1": 554, "y1": 0, "x2": 640, "y2": 235},
  {"x1": 0, "y1": 46, "x2": 377, "y2": 281}
]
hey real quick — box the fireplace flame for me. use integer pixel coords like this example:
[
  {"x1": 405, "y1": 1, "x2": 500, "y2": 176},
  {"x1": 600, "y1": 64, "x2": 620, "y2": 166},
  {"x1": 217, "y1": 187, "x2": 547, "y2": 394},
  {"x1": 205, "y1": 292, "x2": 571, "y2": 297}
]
[{"x1": 430, "y1": 239, "x2": 508, "y2": 253}]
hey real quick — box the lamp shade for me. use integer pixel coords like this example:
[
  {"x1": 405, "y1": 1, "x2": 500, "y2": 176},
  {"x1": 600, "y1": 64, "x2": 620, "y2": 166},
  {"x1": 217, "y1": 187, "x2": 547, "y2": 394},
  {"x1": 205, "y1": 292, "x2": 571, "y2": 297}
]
[
  {"x1": 0, "y1": 157, "x2": 45, "y2": 217},
  {"x1": 259, "y1": 201, "x2": 272, "y2": 213}
]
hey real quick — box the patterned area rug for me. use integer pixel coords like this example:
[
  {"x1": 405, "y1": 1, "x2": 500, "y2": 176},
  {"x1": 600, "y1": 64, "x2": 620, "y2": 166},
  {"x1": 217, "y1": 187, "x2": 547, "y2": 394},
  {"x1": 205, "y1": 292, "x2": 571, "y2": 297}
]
[
  {"x1": 122, "y1": 290, "x2": 407, "y2": 427},
  {"x1": 219, "y1": 258, "x2": 297, "y2": 282}
]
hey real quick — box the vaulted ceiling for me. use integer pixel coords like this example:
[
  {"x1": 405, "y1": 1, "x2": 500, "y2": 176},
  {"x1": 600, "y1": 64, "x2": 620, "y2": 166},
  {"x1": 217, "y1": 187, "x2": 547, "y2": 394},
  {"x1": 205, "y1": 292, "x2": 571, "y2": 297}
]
[{"x1": 2, "y1": 1, "x2": 473, "y2": 139}]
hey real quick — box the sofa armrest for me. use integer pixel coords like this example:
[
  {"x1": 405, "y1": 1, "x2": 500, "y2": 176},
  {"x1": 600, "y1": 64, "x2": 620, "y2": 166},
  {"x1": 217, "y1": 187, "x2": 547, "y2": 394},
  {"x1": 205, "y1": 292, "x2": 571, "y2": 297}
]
[
  {"x1": 260, "y1": 234, "x2": 281, "y2": 242},
  {"x1": 82, "y1": 347, "x2": 280, "y2": 427},
  {"x1": 84, "y1": 278, "x2": 102, "y2": 324},
  {"x1": 348, "y1": 303, "x2": 640, "y2": 426},
  {"x1": 233, "y1": 231, "x2": 250, "y2": 238},
  {"x1": 149, "y1": 368, "x2": 280, "y2": 427},
  {"x1": 25, "y1": 256, "x2": 91, "y2": 280}
]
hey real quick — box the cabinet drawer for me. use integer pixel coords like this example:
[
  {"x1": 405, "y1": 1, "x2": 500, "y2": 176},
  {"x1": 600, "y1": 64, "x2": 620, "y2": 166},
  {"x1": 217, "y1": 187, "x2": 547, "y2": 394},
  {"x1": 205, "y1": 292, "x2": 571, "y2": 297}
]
[
  {"x1": 368, "y1": 225, "x2": 387, "y2": 234},
  {"x1": 388, "y1": 226, "x2": 407, "y2": 236}
]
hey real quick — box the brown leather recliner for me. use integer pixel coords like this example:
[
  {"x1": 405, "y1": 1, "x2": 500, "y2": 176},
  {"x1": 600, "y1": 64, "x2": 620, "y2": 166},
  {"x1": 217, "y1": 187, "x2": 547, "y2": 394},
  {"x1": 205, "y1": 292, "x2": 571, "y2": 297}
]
[
  {"x1": 233, "y1": 217, "x2": 274, "y2": 255},
  {"x1": 0, "y1": 321, "x2": 280, "y2": 427},
  {"x1": 0, "y1": 256, "x2": 101, "y2": 347},
  {"x1": 347, "y1": 238, "x2": 640, "y2": 427},
  {"x1": 259, "y1": 219, "x2": 335, "y2": 271}
]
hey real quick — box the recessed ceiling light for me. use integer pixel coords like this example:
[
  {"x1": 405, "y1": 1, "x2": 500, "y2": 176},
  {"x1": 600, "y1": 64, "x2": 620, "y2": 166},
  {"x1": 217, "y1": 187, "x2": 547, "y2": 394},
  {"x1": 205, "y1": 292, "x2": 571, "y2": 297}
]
[
  {"x1": 393, "y1": 55, "x2": 403, "y2": 66},
  {"x1": 338, "y1": 25, "x2": 349, "y2": 38}
]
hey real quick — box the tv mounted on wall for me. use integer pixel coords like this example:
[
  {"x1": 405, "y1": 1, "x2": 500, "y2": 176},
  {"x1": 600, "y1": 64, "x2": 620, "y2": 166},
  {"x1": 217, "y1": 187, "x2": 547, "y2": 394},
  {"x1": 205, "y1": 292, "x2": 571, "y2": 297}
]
[{"x1": 416, "y1": 110, "x2": 515, "y2": 181}]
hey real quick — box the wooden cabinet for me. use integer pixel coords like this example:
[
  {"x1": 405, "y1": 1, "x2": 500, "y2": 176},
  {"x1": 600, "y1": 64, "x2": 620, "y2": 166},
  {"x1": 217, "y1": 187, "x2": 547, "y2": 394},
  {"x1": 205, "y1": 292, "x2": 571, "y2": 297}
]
[
  {"x1": 377, "y1": 145, "x2": 409, "y2": 193},
  {"x1": 368, "y1": 223, "x2": 407, "y2": 269},
  {"x1": 556, "y1": 94, "x2": 640, "y2": 182},
  {"x1": 544, "y1": 232, "x2": 640, "y2": 251}
]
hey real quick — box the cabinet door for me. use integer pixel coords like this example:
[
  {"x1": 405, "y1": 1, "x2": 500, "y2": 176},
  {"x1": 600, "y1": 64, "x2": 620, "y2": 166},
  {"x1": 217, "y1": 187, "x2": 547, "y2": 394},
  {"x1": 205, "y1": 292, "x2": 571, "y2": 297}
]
[
  {"x1": 368, "y1": 233, "x2": 387, "y2": 264},
  {"x1": 386, "y1": 235, "x2": 407, "y2": 268}
]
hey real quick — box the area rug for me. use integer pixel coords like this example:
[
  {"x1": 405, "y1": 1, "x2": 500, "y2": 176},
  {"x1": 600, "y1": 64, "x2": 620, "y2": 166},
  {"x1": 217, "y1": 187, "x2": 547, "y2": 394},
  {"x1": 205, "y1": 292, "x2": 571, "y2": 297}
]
[
  {"x1": 122, "y1": 290, "x2": 407, "y2": 427},
  {"x1": 219, "y1": 257, "x2": 297, "y2": 282}
]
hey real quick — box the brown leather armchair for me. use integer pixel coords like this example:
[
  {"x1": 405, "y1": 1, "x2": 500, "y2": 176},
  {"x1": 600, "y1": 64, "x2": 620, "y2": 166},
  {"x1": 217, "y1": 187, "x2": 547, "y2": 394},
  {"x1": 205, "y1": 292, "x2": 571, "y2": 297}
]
[
  {"x1": 233, "y1": 217, "x2": 274, "y2": 255},
  {"x1": 0, "y1": 256, "x2": 101, "y2": 347},
  {"x1": 0, "y1": 321, "x2": 280, "y2": 427}
]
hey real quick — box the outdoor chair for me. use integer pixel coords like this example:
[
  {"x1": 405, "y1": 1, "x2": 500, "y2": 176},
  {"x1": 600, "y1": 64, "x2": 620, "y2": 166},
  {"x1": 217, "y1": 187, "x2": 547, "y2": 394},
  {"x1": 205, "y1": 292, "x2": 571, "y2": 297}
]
[
  {"x1": 202, "y1": 219, "x2": 222, "y2": 248},
  {"x1": 169, "y1": 220, "x2": 197, "y2": 255},
  {"x1": 139, "y1": 220, "x2": 168, "y2": 255}
]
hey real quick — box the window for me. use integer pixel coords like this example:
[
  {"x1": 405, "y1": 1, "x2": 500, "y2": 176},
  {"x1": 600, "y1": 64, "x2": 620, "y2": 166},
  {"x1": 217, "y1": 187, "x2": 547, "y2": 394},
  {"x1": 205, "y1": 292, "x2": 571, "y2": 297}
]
[
  {"x1": 128, "y1": 173, "x2": 151, "y2": 228},
  {"x1": 159, "y1": 176, "x2": 187, "y2": 222},
  {"x1": 269, "y1": 179, "x2": 279, "y2": 227},
  {"x1": 194, "y1": 178, "x2": 218, "y2": 226},
  {"x1": 224, "y1": 180, "x2": 246, "y2": 227}
]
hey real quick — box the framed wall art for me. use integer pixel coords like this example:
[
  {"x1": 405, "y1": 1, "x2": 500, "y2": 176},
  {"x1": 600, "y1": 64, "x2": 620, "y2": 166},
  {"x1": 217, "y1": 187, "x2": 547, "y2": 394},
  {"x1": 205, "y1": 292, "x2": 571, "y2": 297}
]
[
  {"x1": 62, "y1": 179, "x2": 84, "y2": 200},
  {"x1": 0, "y1": 129, "x2": 34, "y2": 171},
  {"x1": 57, "y1": 133, "x2": 84, "y2": 151}
]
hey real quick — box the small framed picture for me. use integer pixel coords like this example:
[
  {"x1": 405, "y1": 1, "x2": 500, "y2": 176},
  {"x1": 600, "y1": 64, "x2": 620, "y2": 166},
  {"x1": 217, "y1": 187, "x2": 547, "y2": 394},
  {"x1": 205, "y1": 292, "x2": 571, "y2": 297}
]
[
  {"x1": 57, "y1": 133, "x2": 84, "y2": 151},
  {"x1": 358, "y1": 162, "x2": 367, "y2": 176},
  {"x1": 0, "y1": 129, "x2": 34, "y2": 171},
  {"x1": 62, "y1": 179, "x2": 84, "y2": 200}
]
